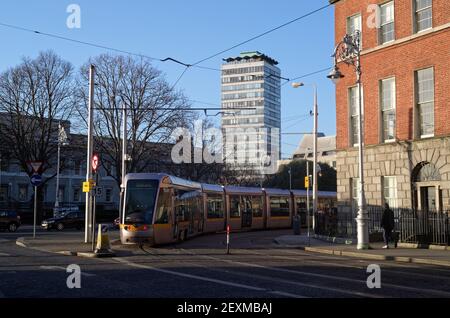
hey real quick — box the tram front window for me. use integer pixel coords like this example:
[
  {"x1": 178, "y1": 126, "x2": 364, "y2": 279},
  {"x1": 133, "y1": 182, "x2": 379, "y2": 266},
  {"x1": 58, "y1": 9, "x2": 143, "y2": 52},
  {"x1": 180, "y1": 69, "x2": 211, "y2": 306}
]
[{"x1": 124, "y1": 180, "x2": 159, "y2": 225}]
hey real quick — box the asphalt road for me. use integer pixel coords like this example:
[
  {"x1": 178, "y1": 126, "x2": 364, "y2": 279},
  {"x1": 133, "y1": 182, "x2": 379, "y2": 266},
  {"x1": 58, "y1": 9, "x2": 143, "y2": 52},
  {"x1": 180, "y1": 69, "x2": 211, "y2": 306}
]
[{"x1": 1, "y1": 228, "x2": 450, "y2": 298}]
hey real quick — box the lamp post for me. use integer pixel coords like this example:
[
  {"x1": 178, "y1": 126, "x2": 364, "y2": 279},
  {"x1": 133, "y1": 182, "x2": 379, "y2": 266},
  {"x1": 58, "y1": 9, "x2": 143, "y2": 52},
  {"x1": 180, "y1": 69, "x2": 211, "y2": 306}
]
[
  {"x1": 327, "y1": 30, "x2": 369, "y2": 250},
  {"x1": 292, "y1": 82, "x2": 318, "y2": 233},
  {"x1": 54, "y1": 122, "x2": 68, "y2": 216}
]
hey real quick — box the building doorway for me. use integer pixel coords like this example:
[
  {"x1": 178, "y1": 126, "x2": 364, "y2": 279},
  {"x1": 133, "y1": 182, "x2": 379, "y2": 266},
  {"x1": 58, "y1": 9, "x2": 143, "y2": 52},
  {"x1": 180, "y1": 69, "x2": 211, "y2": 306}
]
[
  {"x1": 420, "y1": 186, "x2": 436, "y2": 212},
  {"x1": 412, "y1": 162, "x2": 442, "y2": 211}
]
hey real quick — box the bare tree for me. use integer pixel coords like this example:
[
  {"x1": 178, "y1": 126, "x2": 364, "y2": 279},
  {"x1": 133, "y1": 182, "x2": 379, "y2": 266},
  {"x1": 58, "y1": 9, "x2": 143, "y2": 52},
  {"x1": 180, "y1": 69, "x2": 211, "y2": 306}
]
[
  {"x1": 0, "y1": 51, "x2": 75, "y2": 178},
  {"x1": 77, "y1": 54, "x2": 194, "y2": 187}
]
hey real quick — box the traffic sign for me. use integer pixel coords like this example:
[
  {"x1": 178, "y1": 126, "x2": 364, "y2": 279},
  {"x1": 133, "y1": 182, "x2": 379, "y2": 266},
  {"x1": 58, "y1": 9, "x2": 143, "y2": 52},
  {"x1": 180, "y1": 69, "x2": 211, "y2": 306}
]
[
  {"x1": 30, "y1": 173, "x2": 43, "y2": 187},
  {"x1": 82, "y1": 179, "x2": 96, "y2": 193},
  {"x1": 304, "y1": 176, "x2": 310, "y2": 189},
  {"x1": 92, "y1": 154, "x2": 99, "y2": 173},
  {"x1": 28, "y1": 161, "x2": 43, "y2": 174},
  {"x1": 95, "y1": 186, "x2": 103, "y2": 197}
]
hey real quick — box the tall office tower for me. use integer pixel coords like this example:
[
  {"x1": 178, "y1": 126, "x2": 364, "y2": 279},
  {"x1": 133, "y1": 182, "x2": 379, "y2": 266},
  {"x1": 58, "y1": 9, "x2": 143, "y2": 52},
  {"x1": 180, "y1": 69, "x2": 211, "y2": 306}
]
[{"x1": 221, "y1": 51, "x2": 281, "y2": 176}]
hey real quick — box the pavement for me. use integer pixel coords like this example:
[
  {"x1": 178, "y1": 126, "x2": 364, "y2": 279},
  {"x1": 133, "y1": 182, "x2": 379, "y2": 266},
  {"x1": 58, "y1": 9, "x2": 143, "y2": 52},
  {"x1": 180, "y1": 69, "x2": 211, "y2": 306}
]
[
  {"x1": 274, "y1": 234, "x2": 450, "y2": 268},
  {"x1": 14, "y1": 229, "x2": 130, "y2": 257}
]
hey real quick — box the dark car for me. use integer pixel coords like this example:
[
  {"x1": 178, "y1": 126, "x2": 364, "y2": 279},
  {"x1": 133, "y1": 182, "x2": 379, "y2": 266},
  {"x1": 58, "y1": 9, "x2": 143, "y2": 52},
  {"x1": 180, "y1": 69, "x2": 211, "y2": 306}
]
[
  {"x1": 0, "y1": 210, "x2": 21, "y2": 232},
  {"x1": 41, "y1": 212, "x2": 85, "y2": 231}
]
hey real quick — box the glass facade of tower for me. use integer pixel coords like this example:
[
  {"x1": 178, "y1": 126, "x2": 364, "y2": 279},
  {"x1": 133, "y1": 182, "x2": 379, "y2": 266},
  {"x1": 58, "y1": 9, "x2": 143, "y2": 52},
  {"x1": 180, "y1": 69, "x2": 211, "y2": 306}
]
[{"x1": 221, "y1": 52, "x2": 281, "y2": 174}]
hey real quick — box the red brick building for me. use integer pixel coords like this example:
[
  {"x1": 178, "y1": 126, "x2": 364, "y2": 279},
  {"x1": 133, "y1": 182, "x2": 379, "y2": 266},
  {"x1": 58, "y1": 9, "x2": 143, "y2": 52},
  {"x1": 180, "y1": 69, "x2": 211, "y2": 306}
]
[{"x1": 330, "y1": 0, "x2": 450, "y2": 212}]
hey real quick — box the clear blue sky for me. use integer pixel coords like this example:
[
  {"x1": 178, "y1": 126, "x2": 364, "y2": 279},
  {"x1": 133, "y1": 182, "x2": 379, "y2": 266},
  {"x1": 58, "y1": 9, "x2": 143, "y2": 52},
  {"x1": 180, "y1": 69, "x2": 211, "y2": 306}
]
[{"x1": 0, "y1": 0, "x2": 336, "y2": 159}]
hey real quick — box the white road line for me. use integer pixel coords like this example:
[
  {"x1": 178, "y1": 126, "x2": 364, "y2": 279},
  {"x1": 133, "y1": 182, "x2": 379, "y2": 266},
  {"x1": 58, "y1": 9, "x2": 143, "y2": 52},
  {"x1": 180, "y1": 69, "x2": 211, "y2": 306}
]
[
  {"x1": 269, "y1": 291, "x2": 308, "y2": 298},
  {"x1": 244, "y1": 249, "x2": 450, "y2": 282},
  {"x1": 113, "y1": 257, "x2": 267, "y2": 292},
  {"x1": 39, "y1": 265, "x2": 96, "y2": 277},
  {"x1": 0, "y1": 252, "x2": 11, "y2": 256},
  {"x1": 181, "y1": 249, "x2": 450, "y2": 297}
]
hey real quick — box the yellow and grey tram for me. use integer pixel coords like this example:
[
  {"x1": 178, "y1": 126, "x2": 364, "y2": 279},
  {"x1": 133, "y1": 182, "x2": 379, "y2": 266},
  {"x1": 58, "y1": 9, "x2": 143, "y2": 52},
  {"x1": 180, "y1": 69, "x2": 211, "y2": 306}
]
[{"x1": 120, "y1": 173, "x2": 337, "y2": 245}]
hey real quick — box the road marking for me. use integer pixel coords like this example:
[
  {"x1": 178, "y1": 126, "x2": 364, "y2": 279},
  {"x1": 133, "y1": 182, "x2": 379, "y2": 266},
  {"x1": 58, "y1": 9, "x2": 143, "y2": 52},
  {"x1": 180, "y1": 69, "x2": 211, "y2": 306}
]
[
  {"x1": 113, "y1": 257, "x2": 267, "y2": 292},
  {"x1": 114, "y1": 256, "x2": 308, "y2": 298},
  {"x1": 181, "y1": 249, "x2": 450, "y2": 298},
  {"x1": 39, "y1": 265, "x2": 96, "y2": 277},
  {"x1": 0, "y1": 252, "x2": 11, "y2": 256},
  {"x1": 244, "y1": 249, "x2": 450, "y2": 282}
]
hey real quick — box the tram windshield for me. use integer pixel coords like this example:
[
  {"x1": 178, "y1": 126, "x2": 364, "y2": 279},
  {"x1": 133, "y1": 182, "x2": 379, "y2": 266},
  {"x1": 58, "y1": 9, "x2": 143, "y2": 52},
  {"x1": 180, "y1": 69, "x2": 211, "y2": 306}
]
[{"x1": 124, "y1": 180, "x2": 159, "y2": 225}]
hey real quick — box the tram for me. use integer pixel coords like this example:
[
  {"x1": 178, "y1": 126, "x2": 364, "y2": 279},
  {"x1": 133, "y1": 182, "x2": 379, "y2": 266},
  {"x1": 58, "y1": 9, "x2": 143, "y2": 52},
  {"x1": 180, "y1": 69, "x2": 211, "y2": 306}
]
[{"x1": 119, "y1": 173, "x2": 337, "y2": 245}]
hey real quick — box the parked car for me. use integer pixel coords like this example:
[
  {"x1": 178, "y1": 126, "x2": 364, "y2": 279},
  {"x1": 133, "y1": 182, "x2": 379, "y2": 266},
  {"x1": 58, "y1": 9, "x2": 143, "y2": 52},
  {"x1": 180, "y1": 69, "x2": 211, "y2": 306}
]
[
  {"x1": 41, "y1": 212, "x2": 85, "y2": 231},
  {"x1": 0, "y1": 210, "x2": 21, "y2": 232}
]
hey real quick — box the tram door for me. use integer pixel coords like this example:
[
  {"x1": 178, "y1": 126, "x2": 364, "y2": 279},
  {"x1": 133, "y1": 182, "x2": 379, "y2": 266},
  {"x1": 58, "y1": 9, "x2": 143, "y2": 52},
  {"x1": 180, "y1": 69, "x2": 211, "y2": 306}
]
[{"x1": 241, "y1": 196, "x2": 252, "y2": 228}]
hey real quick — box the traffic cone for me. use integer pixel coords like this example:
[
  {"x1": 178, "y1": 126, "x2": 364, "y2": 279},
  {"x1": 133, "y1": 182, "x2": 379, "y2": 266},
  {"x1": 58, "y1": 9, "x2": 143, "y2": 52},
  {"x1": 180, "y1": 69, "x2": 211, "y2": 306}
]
[{"x1": 94, "y1": 224, "x2": 115, "y2": 257}]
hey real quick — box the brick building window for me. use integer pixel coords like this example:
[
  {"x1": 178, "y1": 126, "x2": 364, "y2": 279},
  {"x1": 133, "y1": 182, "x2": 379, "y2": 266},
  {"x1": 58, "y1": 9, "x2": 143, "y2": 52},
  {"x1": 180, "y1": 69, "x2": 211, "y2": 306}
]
[
  {"x1": 73, "y1": 188, "x2": 80, "y2": 202},
  {"x1": 383, "y1": 176, "x2": 397, "y2": 208},
  {"x1": 416, "y1": 68, "x2": 434, "y2": 138},
  {"x1": 347, "y1": 13, "x2": 362, "y2": 45},
  {"x1": 106, "y1": 188, "x2": 112, "y2": 202},
  {"x1": 18, "y1": 184, "x2": 28, "y2": 201},
  {"x1": 414, "y1": 0, "x2": 432, "y2": 32},
  {"x1": 0, "y1": 185, "x2": 8, "y2": 202},
  {"x1": 381, "y1": 78, "x2": 396, "y2": 142},
  {"x1": 379, "y1": 1, "x2": 395, "y2": 44},
  {"x1": 349, "y1": 86, "x2": 360, "y2": 146}
]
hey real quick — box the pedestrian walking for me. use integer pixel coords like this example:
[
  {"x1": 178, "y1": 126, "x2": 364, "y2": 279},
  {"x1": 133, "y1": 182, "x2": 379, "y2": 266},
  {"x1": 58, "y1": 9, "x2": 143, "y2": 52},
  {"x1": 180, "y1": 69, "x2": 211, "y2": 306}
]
[{"x1": 381, "y1": 203, "x2": 395, "y2": 249}]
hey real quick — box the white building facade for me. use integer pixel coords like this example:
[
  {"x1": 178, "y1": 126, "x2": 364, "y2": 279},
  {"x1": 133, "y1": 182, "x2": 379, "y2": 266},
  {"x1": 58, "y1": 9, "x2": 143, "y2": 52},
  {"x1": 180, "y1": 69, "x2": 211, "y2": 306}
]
[{"x1": 221, "y1": 52, "x2": 281, "y2": 175}]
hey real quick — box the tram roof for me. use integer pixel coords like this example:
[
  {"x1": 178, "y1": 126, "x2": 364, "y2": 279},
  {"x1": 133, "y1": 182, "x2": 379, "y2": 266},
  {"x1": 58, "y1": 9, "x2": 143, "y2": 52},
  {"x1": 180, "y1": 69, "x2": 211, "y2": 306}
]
[
  {"x1": 224, "y1": 186, "x2": 263, "y2": 195},
  {"x1": 201, "y1": 183, "x2": 225, "y2": 193},
  {"x1": 263, "y1": 188, "x2": 291, "y2": 196},
  {"x1": 125, "y1": 173, "x2": 202, "y2": 189},
  {"x1": 291, "y1": 189, "x2": 337, "y2": 198}
]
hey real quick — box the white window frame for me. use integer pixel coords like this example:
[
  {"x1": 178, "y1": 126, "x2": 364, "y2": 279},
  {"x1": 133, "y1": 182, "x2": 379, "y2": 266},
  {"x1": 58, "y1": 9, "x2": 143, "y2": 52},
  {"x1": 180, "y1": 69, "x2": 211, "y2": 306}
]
[
  {"x1": 349, "y1": 86, "x2": 360, "y2": 147},
  {"x1": 383, "y1": 176, "x2": 398, "y2": 208},
  {"x1": 379, "y1": 1, "x2": 395, "y2": 44},
  {"x1": 347, "y1": 13, "x2": 362, "y2": 47},
  {"x1": 416, "y1": 67, "x2": 435, "y2": 139},
  {"x1": 414, "y1": 0, "x2": 433, "y2": 33},
  {"x1": 380, "y1": 77, "x2": 396, "y2": 143}
]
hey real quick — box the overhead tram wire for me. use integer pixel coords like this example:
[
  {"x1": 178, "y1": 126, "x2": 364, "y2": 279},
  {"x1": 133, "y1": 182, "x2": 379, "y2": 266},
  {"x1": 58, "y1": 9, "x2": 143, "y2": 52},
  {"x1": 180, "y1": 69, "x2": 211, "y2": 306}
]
[{"x1": 191, "y1": 3, "x2": 332, "y2": 67}]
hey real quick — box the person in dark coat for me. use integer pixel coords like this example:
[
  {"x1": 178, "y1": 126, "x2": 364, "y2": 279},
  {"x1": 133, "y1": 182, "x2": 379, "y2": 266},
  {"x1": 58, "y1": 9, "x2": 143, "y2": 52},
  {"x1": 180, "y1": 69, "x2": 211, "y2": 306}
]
[{"x1": 381, "y1": 203, "x2": 395, "y2": 249}]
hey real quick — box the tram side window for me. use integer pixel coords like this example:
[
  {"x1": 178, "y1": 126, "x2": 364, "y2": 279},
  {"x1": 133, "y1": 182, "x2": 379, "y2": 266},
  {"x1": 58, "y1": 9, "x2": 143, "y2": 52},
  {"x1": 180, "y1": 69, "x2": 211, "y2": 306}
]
[
  {"x1": 270, "y1": 196, "x2": 290, "y2": 217},
  {"x1": 230, "y1": 196, "x2": 241, "y2": 218},
  {"x1": 207, "y1": 195, "x2": 224, "y2": 219},
  {"x1": 154, "y1": 188, "x2": 171, "y2": 224},
  {"x1": 251, "y1": 196, "x2": 263, "y2": 217}
]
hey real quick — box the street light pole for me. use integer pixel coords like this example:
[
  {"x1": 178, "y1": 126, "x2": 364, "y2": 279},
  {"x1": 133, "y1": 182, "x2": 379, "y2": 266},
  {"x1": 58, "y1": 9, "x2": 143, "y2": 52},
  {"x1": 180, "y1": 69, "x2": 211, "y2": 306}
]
[
  {"x1": 328, "y1": 30, "x2": 369, "y2": 250},
  {"x1": 312, "y1": 84, "x2": 318, "y2": 233},
  {"x1": 85, "y1": 64, "x2": 95, "y2": 243},
  {"x1": 120, "y1": 102, "x2": 127, "y2": 223},
  {"x1": 292, "y1": 82, "x2": 318, "y2": 232}
]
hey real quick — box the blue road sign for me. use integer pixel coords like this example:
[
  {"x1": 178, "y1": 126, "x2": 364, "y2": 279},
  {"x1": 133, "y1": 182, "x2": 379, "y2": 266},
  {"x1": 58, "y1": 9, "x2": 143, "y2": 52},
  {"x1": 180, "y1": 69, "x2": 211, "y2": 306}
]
[{"x1": 30, "y1": 173, "x2": 43, "y2": 187}]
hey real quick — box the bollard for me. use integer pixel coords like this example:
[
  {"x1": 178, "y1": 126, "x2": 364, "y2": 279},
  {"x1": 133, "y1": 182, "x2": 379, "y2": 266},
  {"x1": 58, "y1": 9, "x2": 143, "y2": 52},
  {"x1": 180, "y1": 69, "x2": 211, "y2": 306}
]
[
  {"x1": 94, "y1": 224, "x2": 115, "y2": 257},
  {"x1": 226, "y1": 225, "x2": 230, "y2": 255}
]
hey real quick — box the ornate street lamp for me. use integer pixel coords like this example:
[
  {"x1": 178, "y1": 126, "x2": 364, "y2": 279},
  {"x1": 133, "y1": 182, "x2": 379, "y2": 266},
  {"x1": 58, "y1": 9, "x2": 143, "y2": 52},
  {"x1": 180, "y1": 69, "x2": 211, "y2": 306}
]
[{"x1": 328, "y1": 30, "x2": 369, "y2": 250}]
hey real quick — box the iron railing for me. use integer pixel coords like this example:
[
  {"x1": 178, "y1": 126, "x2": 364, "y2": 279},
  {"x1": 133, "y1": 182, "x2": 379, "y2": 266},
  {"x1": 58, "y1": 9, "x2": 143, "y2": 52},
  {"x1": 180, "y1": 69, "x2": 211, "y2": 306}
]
[{"x1": 315, "y1": 207, "x2": 450, "y2": 246}]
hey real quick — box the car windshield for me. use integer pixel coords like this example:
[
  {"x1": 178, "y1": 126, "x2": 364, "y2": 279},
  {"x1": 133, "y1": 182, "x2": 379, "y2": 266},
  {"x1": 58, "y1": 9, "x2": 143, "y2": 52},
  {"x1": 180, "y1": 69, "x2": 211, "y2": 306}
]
[{"x1": 124, "y1": 179, "x2": 159, "y2": 225}]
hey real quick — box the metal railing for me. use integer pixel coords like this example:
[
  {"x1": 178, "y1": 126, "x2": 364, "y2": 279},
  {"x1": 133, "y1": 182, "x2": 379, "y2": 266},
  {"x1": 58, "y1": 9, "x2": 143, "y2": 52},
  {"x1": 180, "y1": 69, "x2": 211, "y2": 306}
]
[{"x1": 315, "y1": 207, "x2": 450, "y2": 246}]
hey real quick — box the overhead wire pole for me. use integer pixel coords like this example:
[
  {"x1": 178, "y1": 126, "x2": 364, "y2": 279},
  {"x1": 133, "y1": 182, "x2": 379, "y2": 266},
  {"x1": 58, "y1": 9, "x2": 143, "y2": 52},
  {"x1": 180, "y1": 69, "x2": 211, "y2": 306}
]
[{"x1": 85, "y1": 64, "x2": 95, "y2": 244}]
